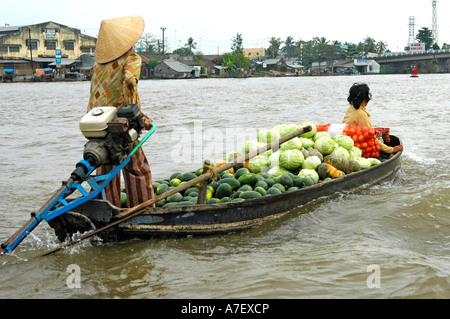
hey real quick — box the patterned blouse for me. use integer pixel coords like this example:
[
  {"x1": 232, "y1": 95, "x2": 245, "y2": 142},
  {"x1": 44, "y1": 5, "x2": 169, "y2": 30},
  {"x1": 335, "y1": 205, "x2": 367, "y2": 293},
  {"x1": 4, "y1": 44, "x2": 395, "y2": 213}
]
[{"x1": 87, "y1": 51, "x2": 142, "y2": 112}]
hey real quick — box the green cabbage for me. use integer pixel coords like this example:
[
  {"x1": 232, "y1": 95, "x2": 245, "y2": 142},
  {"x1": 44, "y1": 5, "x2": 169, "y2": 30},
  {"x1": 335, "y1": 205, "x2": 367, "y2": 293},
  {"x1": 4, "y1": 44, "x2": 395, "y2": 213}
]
[
  {"x1": 314, "y1": 137, "x2": 335, "y2": 155},
  {"x1": 280, "y1": 124, "x2": 299, "y2": 137},
  {"x1": 242, "y1": 141, "x2": 257, "y2": 154},
  {"x1": 258, "y1": 127, "x2": 282, "y2": 144},
  {"x1": 267, "y1": 166, "x2": 291, "y2": 179},
  {"x1": 334, "y1": 135, "x2": 354, "y2": 151},
  {"x1": 269, "y1": 151, "x2": 281, "y2": 167},
  {"x1": 331, "y1": 146, "x2": 350, "y2": 159},
  {"x1": 302, "y1": 155, "x2": 322, "y2": 170},
  {"x1": 269, "y1": 128, "x2": 282, "y2": 143},
  {"x1": 314, "y1": 131, "x2": 332, "y2": 142},
  {"x1": 279, "y1": 149, "x2": 305, "y2": 170},
  {"x1": 368, "y1": 158, "x2": 381, "y2": 165},
  {"x1": 300, "y1": 137, "x2": 314, "y2": 149},
  {"x1": 242, "y1": 141, "x2": 266, "y2": 154},
  {"x1": 248, "y1": 155, "x2": 270, "y2": 173},
  {"x1": 223, "y1": 150, "x2": 238, "y2": 161},
  {"x1": 257, "y1": 130, "x2": 268, "y2": 143},
  {"x1": 280, "y1": 137, "x2": 303, "y2": 151},
  {"x1": 348, "y1": 146, "x2": 362, "y2": 158},
  {"x1": 260, "y1": 149, "x2": 273, "y2": 157},
  {"x1": 298, "y1": 122, "x2": 317, "y2": 139},
  {"x1": 352, "y1": 157, "x2": 372, "y2": 169},
  {"x1": 298, "y1": 168, "x2": 319, "y2": 184}
]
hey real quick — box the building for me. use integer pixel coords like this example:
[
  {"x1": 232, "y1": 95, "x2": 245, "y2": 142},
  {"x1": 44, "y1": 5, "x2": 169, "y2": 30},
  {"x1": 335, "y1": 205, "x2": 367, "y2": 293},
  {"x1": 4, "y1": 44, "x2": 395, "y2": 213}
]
[
  {"x1": 354, "y1": 58, "x2": 380, "y2": 74},
  {"x1": 153, "y1": 60, "x2": 195, "y2": 79},
  {"x1": 332, "y1": 60, "x2": 355, "y2": 74},
  {"x1": 243, "y1": 48, "x2": 265, "y2": 60},
  {"x1": 176, "y1": 56, "x2": 215, "y2": 76},
  {"x1": 331, "y1": 59, "x2": 380, "y2": 75},
  {"x1": 261, "y1": 58, "x2": 287, "y2": 72},
  {"x1": 0, "y1": 21, "x2": 96, "y2": 77}
]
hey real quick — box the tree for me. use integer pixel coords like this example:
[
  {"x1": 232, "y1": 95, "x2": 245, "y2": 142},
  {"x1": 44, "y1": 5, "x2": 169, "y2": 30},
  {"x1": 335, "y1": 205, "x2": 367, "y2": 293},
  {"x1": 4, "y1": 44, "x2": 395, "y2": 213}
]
[
  {"x1": 173, "y1": 47, "x2": 192, "y2": 56},
  {"x1": 375, "y1": 41, "x2": 387, "y2": 54},
  {"x1": 416, "y1": 27, "x2": 434, "y2": 50},
  {"x1": 267, "y1": 37, "x2": 283, "y2": 58},
  {"x1": 136, "y1": 32, "x2": 158, "y2": 54},
  {"x1": 363, "y1": 36, "x2": 377, "y2": 53},
  {"x1": 345, "y1": 42, "x2": 360, "y2": 58},
  {"x1": 282, "y1": 36, "x2": 296, "y2": 58},
  {"x1": 221, "y1": 52, "x2": 252, "y2": 70},
  {"x1": 231, "y1": 33, "x2": 243, "y2": 54},
  {"x1": 148, "y1": 58, "x2": 160, "y2": 69},
  {"x1": 186, "y1": 37, "x2": 197, "y2": 55}
]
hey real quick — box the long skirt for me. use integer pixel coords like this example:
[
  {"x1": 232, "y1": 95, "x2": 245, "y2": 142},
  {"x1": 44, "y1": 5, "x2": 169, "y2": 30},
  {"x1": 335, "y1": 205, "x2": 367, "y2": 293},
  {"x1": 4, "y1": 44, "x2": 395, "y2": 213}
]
[{"x1": 96, "y1": 142, "x2": 155, "y2": 208}]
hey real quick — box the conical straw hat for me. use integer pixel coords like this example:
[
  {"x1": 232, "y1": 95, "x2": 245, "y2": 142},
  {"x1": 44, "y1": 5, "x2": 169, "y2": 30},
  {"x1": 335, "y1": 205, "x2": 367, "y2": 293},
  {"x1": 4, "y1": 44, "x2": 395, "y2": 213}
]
[{"x1": 95, "y1": 16, "x2": 145, "y2": 64}]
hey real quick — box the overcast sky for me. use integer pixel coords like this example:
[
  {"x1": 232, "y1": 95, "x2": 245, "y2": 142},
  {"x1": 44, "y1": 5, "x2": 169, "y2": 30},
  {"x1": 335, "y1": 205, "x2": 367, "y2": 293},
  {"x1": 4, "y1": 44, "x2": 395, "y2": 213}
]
[{"x1": 2, "y1": 0, "x2": 449, "y2": 54}]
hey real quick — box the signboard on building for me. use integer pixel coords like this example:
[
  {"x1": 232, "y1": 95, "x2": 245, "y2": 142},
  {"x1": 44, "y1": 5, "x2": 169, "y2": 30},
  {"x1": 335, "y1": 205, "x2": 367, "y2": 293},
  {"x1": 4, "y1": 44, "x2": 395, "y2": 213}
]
[
  {"x1": 55, "y1": 49, "x2": 61, "y2": 68},
  {"x1": 410, "y1": 43, "x2": 426, "y2": 52}
]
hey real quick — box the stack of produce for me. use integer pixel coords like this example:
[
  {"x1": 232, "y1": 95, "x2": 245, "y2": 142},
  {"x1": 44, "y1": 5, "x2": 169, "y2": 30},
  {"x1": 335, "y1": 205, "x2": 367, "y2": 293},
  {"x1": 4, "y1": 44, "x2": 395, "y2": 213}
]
[
  {"x1": 316, "y1": 123, "x2": 380, "y2": 158},
  {"x1": 150, "y1": 122, "x2": 382, "y2": 208}
]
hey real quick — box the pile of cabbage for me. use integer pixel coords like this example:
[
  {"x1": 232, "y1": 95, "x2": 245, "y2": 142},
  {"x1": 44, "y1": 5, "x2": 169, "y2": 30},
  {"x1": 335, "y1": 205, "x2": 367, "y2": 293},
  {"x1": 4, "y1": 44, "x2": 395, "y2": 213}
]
[{"x1": 227, "y1": 122, "x2": 381, "y2": 182}]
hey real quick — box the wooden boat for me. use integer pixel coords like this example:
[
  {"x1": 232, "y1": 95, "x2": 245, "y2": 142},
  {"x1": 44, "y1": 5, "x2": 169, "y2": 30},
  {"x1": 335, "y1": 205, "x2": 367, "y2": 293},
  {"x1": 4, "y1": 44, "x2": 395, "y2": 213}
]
[{"x1": 48, "y1": 137, "x2": 402, "y2": 243}]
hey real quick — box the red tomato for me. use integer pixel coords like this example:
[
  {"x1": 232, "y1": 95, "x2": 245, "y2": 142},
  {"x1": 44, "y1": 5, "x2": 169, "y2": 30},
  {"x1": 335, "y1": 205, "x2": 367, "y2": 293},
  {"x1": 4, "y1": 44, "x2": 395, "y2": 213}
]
[
  {"x1": 358, "y1": 135, "x2": 365, "y2": 143},
  {"x1": 361, "y1": 142, "x2": 368, "y2": 149},
  {"x1": 352, "y1": 135, "x2": 358, "y2": 142},
  {"x1": 366, "y1": 146, "x2": 373, "y2": 153}
]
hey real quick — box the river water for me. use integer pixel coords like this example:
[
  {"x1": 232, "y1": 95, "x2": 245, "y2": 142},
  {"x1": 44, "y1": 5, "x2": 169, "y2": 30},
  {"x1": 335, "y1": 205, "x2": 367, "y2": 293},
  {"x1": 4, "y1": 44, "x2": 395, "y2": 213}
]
[{"x1": 0, "y1": 74, "x2": 448, "y2": 300}]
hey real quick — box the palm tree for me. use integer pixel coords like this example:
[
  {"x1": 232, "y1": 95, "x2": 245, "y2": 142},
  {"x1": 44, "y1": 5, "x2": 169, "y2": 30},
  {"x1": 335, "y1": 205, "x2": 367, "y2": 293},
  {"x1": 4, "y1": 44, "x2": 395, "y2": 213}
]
[
  {"x1": 283, "y1": 36, "x2": 295, "y2": 58},
  {"x1": 267, "y1": 37, "x2": 283, "y2": 58},
  {"x1": 186, "y1": 37, "x2": 197, "y2": 55}
]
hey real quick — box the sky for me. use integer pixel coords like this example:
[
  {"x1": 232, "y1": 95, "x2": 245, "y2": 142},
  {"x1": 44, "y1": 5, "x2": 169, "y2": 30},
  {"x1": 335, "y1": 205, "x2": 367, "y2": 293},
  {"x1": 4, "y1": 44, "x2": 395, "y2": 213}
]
[{"x1": 2, "y1": 0, "x2": 449, "y2": 55}]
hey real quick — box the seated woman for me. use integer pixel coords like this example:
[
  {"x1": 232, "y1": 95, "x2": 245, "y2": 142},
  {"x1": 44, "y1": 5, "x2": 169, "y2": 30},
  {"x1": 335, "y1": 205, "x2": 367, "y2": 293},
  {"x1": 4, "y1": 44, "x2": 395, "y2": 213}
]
[{"x1": 343, "y1": 83, "x2": 403, "y2": 155}]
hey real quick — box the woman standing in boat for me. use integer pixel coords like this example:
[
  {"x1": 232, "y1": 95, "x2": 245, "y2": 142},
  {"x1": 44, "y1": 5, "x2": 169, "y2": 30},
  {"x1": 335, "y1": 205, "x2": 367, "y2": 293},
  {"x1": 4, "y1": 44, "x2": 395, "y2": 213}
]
[
  {"x1": 87, "y1": 16, "x2": 155, "y2": 208},
  {"x1": 343, "y1": 83, "x2": 403, "y2": 154}
]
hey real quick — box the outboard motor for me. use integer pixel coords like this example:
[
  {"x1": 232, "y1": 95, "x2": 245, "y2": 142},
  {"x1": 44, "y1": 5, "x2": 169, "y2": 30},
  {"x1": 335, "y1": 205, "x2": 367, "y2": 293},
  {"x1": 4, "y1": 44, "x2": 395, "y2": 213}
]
[
  {"x1": 79, "y1": 104, "x2": 145, "y2": 168},
  {"x1": 0, "y1": 104, "x2": 156, "y2": 256}
]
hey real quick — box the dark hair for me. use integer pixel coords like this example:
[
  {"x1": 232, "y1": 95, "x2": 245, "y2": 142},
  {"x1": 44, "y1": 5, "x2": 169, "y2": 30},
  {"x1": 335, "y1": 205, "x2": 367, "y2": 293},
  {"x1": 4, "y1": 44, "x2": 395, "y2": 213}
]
[{"x1": 347, "y1": 83, "x2": 371, "y2": 109}]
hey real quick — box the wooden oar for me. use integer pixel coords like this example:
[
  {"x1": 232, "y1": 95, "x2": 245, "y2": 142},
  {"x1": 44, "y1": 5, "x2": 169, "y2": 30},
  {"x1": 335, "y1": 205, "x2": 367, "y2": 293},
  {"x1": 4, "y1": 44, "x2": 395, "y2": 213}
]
[{"x1": 41, "y1": 125, "x2": 311, "y2": 256}]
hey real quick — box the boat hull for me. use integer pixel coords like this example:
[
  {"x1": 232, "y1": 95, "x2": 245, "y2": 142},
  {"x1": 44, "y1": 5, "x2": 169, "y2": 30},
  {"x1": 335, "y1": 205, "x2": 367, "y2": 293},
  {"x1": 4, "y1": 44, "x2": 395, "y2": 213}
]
[{"x1": 48, "y1": 149, "x2": 402, "y2": 242}]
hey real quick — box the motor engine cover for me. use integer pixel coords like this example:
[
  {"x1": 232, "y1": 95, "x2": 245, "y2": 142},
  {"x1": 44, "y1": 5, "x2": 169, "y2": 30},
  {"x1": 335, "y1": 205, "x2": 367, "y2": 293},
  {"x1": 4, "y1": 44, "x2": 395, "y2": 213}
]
[{"x1": 80, "y1": 107, "x2": 117, "y2": 139}]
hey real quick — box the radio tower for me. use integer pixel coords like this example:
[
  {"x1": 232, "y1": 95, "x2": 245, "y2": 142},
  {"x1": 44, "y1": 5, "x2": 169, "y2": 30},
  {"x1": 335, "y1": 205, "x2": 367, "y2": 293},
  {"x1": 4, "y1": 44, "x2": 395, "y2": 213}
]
[
  {"x1": 432, "y1": 0, "x2": 438, "y2": 46},
  {"x1": 408, "y1": 16, "x2": 415, "y2": 46}
]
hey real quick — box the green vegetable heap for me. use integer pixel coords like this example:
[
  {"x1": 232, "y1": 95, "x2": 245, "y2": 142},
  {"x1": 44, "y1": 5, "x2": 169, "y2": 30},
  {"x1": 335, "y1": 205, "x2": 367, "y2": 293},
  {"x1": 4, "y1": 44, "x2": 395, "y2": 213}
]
[{"x1": 148, "y1": 122, "x2": 382, "y2": 207}]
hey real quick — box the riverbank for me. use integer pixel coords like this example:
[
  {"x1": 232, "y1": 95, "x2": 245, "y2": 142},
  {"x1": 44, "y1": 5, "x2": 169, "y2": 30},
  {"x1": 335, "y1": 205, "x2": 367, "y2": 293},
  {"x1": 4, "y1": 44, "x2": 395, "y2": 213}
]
[{"x1": 3, "y1": 69, "x2": 448, "y2": 83}]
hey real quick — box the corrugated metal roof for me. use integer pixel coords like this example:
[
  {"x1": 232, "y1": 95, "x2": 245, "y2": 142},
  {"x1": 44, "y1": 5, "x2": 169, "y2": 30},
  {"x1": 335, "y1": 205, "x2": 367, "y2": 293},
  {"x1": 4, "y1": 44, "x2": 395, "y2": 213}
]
[
  {"x1": 0, "y1": 59, "x2": 29, "y2": 63},
  {"x1": 49, "y1": 58, "x2": 76, "y2": 66},
  {"x1": 0, "y1": 25, "x2": 23, "y2": 33},
  {"x1": 263, "y1": 58, "x2": 282, "y2": 65},
  {"x1": 164, "y1": 61, "x2": 194, "y2": 73}
]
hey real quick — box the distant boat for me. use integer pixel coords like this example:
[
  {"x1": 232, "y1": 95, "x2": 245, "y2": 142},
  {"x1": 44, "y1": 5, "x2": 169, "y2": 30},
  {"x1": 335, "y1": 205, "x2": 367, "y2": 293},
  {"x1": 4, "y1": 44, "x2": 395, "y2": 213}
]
[{"x1": 411, "y1": 61, "x2": 419, "y2": 78}]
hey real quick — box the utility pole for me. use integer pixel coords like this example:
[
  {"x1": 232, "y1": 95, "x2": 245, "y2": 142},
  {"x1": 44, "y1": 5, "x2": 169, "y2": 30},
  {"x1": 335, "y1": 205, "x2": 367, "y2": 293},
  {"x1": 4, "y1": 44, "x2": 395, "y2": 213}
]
[
  {"x1": 160, "y1": 27, "x2": 166, "y2": 59},
  {"x1": 432, "y1": 0, "x2": 438, "y2": 46},
  {"x1": 408, "y1": 16, "x2": 415, "y2": 47}
]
